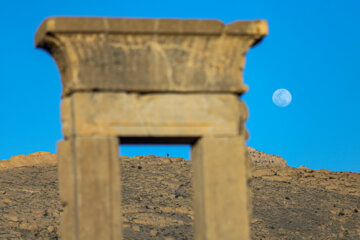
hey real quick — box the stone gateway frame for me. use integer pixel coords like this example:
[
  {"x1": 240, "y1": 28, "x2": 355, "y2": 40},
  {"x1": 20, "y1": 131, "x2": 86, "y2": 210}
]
[{"x1": 35, "y1": 17, "x2": 267, "y2": 240}]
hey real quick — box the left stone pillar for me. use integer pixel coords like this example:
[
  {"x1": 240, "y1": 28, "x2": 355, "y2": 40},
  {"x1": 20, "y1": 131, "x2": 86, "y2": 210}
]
[
  {"x1": 58, "y1": 95, "x2": 122, "y2": 240},
  {"x1": 58, "y1": 136, "x2": 122, "y2": 240}
]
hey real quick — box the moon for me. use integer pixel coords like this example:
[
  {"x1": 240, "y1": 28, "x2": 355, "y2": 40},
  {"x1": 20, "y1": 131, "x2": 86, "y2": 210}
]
[{"x1": 272, "y1": 89, "x2": 292, "y2": 107}]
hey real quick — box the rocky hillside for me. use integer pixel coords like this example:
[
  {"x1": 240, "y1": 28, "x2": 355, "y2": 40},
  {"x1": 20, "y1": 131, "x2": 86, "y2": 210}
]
[
  {"x1": 0, "y1": 149, "x2": 359, "y2": 239},
  {"x1": 0, "y1": 152, "x2": 56, "y2": 170},
  {"x1": 0, "y1": 146, "x2": 285, "y2": 169},
  {"x1": 247, "y1": 146, "x2": 287, "y2": 167}
]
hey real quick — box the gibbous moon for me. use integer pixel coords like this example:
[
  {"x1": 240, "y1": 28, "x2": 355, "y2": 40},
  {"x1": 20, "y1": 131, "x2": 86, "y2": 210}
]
[{"x1": 272, "y1": 89, "x2": 292, "y2": 107}]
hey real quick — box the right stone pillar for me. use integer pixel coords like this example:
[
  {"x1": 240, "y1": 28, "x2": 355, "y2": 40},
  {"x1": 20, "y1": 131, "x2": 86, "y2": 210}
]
[{"x1": 192, "y1": 136, "x2": 249, "y2": 240}]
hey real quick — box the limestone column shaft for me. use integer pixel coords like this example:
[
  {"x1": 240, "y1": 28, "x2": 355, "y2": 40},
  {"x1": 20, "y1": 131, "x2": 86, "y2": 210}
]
[
  {"x1": 192, "y1": 136, "x2": 250, "y2": 240},
  {"x1": 57, "y1": 136, "x2": 122, "y2": 240}
]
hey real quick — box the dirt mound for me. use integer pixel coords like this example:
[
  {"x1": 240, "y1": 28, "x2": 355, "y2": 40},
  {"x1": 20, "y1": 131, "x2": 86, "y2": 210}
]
[
  {"x1": 247, "y1": 146, "x2": 287, "y2": 167},
  {"x1": 1, "y1": 150, "x2": 359, "y2": 239},
  {"x1": 0, "y1": 152, "x2": 56, "y2": 170}
]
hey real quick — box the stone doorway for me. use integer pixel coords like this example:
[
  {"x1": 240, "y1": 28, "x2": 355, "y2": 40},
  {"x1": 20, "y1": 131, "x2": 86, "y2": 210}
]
[{"x1": 35, "y1": 17, "x2": 267, "y2": 240}]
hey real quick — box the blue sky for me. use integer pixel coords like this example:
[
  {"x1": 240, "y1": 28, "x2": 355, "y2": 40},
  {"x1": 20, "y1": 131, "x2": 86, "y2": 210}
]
[{"x1": 0, "y1": 0, "x2": 359, "y2": 172}]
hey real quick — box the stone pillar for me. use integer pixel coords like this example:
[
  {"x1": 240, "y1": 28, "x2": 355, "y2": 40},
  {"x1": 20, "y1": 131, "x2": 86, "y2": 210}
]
[
  {"x1": 192, "y1": 136, "x2": 249, "y2": 240},
  {"x1": 57, "y1": 137, "x2": 122, "y2": 240},
  {"x1": 35, "y1": 17, "x2": 267, "y2": 240}
]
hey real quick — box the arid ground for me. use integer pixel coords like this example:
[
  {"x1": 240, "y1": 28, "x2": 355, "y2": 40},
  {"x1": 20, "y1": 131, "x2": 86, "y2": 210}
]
[{"x1": 0, "y1": 149, "x2": 359, "y2": 239}]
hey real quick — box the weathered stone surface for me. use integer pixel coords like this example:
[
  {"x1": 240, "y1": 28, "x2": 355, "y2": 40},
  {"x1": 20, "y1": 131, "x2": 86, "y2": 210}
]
[
  {"x1": 57, "y1": 137, "x2": 122, "y2": 240},
  {"x1": 61, "y1": 92, "x2": 248, "y2": 138},
  {"x1": 35, "y1": 18, "x2": 267, "y2": 41},
  {"x1": 35, "y1": 18, "x2": 267, "y2": 95},
  {"x1": 34, "y1": 18, "x2": 225, "y2": 39},
  {"x1": 192, "y1": 136, "x2": 250, "y2": 240},
  {"x1": 57, "y1": 140, "x2": 76, "y2": 240},
  {"x1": 60, "y1": 97, "x2": 72, "y2": 138}
]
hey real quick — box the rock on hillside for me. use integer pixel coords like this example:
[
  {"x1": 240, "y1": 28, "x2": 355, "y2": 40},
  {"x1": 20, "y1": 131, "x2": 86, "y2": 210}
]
[
  {"x1": 0, "y1": 147, "x2": 280, "y2": 169},
  {"x1": 0, "y1": 152, "x2": 56, "y2": 170},
  {"x1": 247, "y1": 146, "x2": 287, "y2": 167}
]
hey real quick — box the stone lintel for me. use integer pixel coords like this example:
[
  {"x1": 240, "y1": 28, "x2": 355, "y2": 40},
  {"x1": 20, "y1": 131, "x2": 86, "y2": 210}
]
[
  {"x1": 35, "y1": 17, "x2": 268, "y2": 46},
  {"x1": 61, "y1": 92, "x2": 248, "y2": 138},
  {"x1": 35, "y1": 17, "x2": 268, "y2": 95}
]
